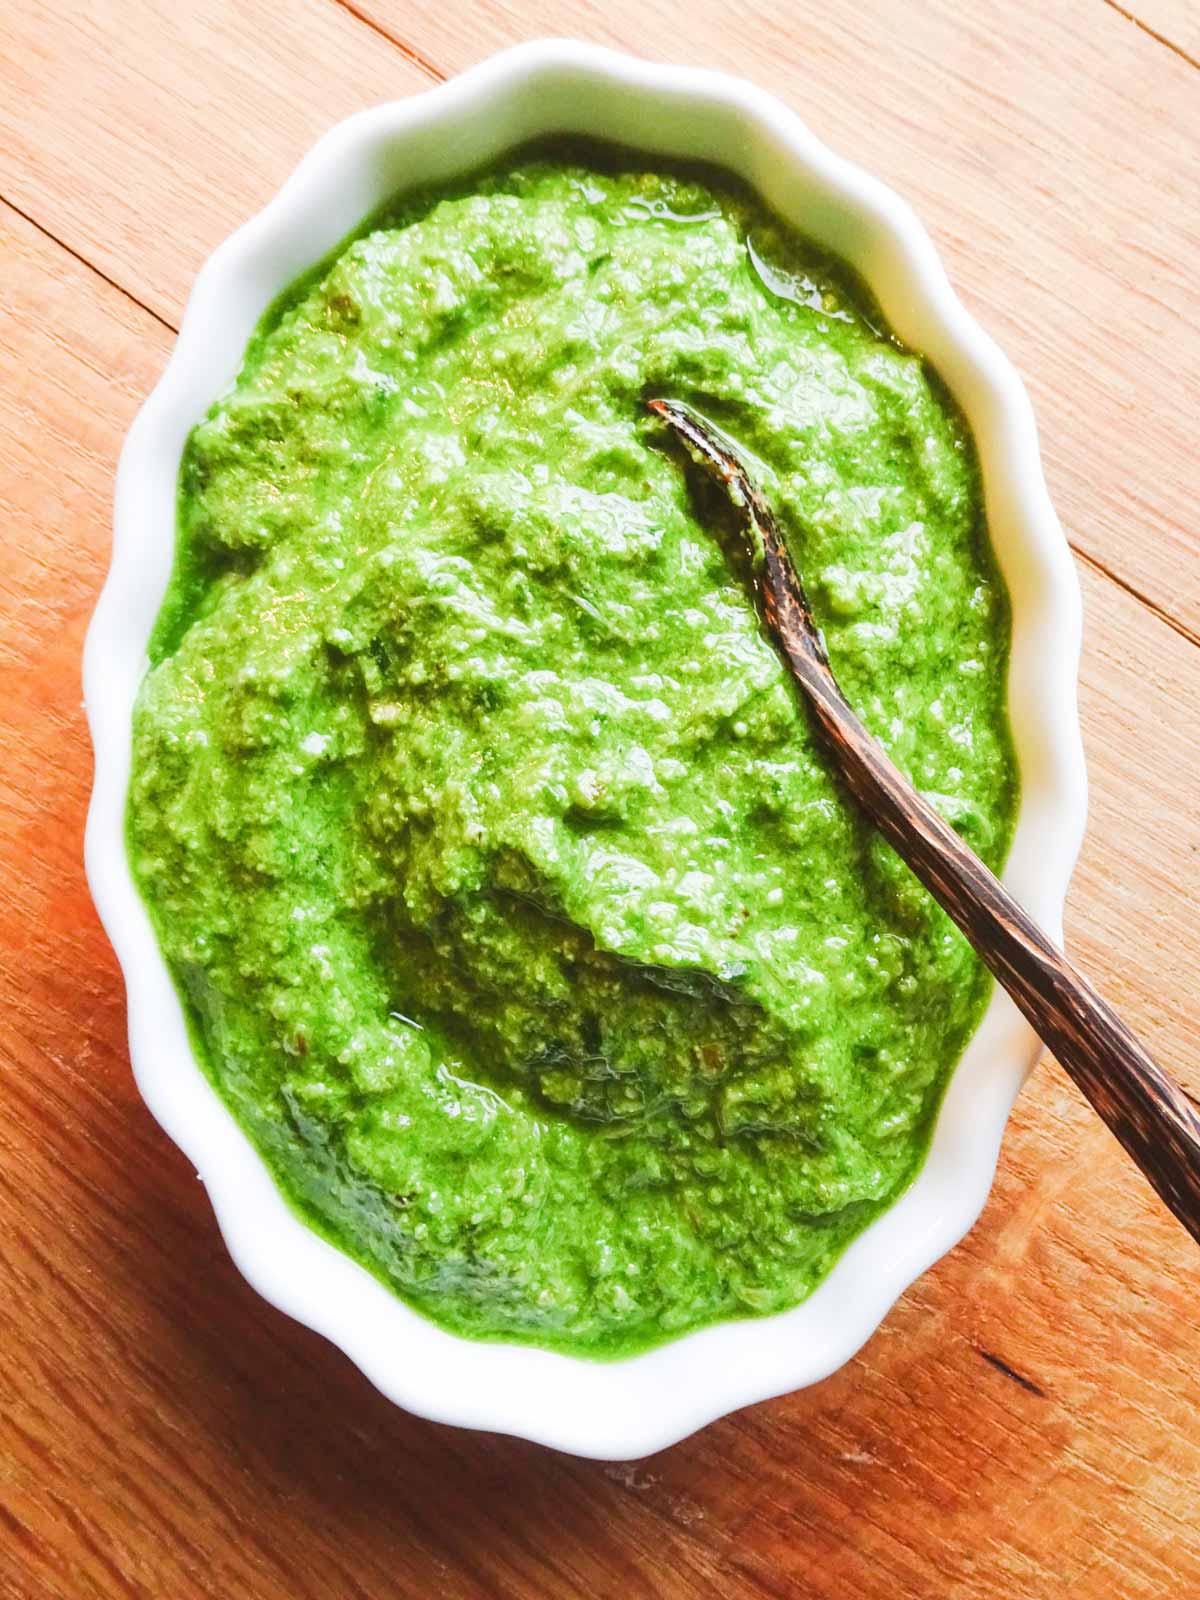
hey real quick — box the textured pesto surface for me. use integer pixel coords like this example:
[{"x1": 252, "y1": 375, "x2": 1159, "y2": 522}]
[{"x1": 128, "y1": 147, "x2": 1017, "y2": 1356}]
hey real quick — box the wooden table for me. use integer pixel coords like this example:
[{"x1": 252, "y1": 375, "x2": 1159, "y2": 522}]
[{"x1": 3, "y1": 3, "x2": 1197, "y2": 1594}]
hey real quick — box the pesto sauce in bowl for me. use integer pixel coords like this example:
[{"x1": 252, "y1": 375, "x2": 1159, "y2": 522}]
[{"x1": 128, "y1": 145, "x2": 1017, "y2": 1358}]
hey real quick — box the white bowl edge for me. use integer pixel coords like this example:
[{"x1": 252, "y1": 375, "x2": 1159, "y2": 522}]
[{"x1": 84, "y1": 38, "x2": 1088, "y2": 1460}]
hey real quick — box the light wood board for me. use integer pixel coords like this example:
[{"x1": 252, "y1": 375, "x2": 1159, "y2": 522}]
[{"x1": 1, "y1": 3, "x2": 1197, "y2": 1595}]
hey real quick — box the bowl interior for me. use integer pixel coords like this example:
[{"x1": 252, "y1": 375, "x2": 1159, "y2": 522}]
[{"x1": 85, "y1": 41, "x2": 1085, "y2": 1459}]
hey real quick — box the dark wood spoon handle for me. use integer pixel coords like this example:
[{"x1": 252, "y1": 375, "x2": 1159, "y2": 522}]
[
  {"x1": 794, "y1": 639, "x2": 1200, "y2": 1243},
  {"x1": 650, "y1": 397, "x2": 1200, "y2": 1244}
]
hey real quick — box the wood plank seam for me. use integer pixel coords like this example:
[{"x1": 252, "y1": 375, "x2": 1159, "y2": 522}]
[
  {"x1": 327, "y1": 0, "x2": 1200, "y2": 100},
  {"x1": 1074, "y1": 545, "x2": 1200, "y2": 652},
  {"x1": 1, "y1": 193, "x2": 176, "y2": 336},
  {"x1": 332, "y1": 0, "x2": 445, "y2": 81},
  {"x1": 1101, "y1": 0, "x2": 1200, "y2": 72}
]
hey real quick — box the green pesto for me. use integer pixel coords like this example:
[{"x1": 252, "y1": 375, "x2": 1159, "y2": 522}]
[{"x1": 128, "y1": 145, "x2": 1017, "y2": 1357}]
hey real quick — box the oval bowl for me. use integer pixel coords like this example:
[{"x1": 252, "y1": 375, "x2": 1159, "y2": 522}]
[{"x1": 84, "y1": 38, "x2": 1087, "y2": 1459}]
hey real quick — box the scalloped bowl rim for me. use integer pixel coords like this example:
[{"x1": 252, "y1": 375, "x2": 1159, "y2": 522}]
[{"x1": 84, "y1": 39, "x2": 1087, "y2": 1459}]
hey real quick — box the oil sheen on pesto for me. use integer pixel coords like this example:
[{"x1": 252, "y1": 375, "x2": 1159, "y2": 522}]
[{"x1": 129, "y1": 147, "x2": 1017, "y2": 1357}]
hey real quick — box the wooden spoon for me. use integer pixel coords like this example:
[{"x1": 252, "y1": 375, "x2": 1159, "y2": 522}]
[{"x1": 649, "y1": 395, "x2": 1200, "y2": 1244}]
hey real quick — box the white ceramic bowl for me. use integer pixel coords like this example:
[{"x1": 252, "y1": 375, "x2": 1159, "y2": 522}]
[{"x1": 85, "y1": 39, "x2": 1087, "y2": 1458}]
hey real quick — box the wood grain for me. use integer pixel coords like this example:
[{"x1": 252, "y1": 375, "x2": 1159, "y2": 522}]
[{"x1": 2, "y1": 3, "x2": 1199, "y2": 1596}]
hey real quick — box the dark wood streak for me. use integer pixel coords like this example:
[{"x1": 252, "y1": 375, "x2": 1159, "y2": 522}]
[
  {"x1": 649, "y1": 396, "x2": 1200, "y2": 1247},
  {"x1": 975, "y1": 1347, "x2": 1048, "y2": 1398}
]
